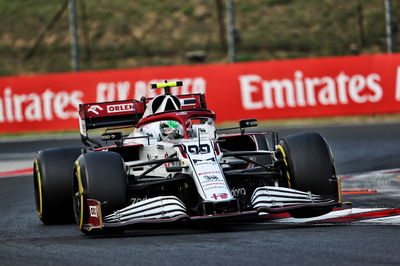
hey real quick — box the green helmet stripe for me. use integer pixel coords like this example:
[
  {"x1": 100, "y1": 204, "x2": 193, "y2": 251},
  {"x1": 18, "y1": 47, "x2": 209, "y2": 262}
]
[{"x1": 167, "y1": 120, "x2": 178, "y2": 128}]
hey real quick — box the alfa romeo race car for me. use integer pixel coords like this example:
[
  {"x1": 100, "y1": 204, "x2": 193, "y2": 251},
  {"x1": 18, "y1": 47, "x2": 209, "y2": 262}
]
[{"x1": 33, "y1": 81, "x2": 342, "y2": 235}]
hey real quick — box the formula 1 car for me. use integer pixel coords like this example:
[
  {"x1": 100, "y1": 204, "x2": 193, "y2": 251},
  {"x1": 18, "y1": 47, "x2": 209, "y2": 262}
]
[{"x1": 33, "y1": 81, "x2": 342, "y2": 235}]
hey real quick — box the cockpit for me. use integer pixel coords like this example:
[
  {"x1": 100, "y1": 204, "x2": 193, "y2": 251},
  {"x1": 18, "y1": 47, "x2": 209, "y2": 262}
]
[{"x1": 133, "y1": 116, "x2": 216, "y2": 144}]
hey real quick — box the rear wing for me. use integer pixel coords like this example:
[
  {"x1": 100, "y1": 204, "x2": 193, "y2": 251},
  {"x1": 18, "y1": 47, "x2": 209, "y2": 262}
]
[
  {"x1": 79, "y1": 93, "x2": 207, "y2": 138},
  {"x1": 79, "y1": 99, "x2": 143, "y2": 136}
]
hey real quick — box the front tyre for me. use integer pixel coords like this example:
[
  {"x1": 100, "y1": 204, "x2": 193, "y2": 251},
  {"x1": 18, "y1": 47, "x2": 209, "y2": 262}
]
[
  {"x1": 277, "y1": 132, "x2": 339, "y2": 218},
  {"x1": 33, "y1": 147, "x2": 82, "y2": 224},
  {"x1": 73, "y1": 152, "x2": 129, "y2": 235}
]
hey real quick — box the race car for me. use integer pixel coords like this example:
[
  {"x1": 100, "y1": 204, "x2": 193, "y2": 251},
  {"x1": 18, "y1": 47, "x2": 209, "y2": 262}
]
[{"x1": 33, "y1": 80, "x2": 342, "y2": 235}]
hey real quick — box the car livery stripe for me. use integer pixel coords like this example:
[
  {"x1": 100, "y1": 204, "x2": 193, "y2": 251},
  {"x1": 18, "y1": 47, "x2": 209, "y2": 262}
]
[
  {"x1": 34, "y1": 160, "x2": 43, "y2": 219},
  {"x1": 276, "y1": 145, "x2": 291, "y2": 188},
  {"x1": 75, "y1": 161, "x2": 85, "y2": 230}
]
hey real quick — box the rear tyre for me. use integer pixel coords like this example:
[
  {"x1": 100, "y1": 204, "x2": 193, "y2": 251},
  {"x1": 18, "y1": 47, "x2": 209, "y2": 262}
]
[
  {"x1": 33, "y1": 147, "x2": 82, "y2": 224},
  {"x1": 278, "y1": 132, "x2": 339, "y2": 218},
  {"x1": 73, "y1": 152, "x2": 129, "y2": 235}
]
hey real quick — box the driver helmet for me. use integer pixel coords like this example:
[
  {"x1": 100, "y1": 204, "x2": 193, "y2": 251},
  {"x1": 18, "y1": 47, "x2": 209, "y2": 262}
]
[{"x1": 159, "y1": 120, "x2": 183, "y2": 139}]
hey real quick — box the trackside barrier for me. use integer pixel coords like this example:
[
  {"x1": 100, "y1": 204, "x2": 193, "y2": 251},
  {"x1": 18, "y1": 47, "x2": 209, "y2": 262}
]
[{"x1": 1, "y1": 53, "x2": 400, "y2": 134}]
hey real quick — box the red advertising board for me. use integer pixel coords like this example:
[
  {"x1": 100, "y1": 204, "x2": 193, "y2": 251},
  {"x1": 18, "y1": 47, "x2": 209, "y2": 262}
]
[{"x1": 1, "y1": 53, "x2": 400, "y2": 134}]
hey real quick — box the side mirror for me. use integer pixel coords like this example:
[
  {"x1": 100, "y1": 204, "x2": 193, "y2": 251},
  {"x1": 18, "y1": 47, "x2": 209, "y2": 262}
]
[
  {"x1": 215, "y1": 118, "x2": 258, "y2": 137},
  {"x1": 239, "y1": 118, "x2": 257, "y2": 128}
]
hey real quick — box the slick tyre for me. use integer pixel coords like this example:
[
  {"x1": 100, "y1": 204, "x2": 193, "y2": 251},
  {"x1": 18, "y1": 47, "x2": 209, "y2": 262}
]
[
  {"x1": 33, "y1": 147, "x2": 82, "y2": 224},
  {"x1": 73, "y1": 152, "x2": 128, "y2": 235},
  {"x1": 278, "y1": 132, "x2": 339, "y2": 218}
]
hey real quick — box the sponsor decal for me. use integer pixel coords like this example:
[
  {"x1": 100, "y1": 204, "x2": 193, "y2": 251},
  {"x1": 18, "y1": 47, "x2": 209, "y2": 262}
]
[
  {"x1": 203, "y1": 182, "x2": 226, "y2": 187},
  {"x1": 157, "y1": 144, "x2": 164, "y2": 150},
  {"x1": 0, "y1": 88, "x2": 82, "y2": 123},
  {"x1": 3, "y1": 54, "x2": 400, "y2": 134},
  {"x1": 100, "y1": 132, "x2": 122, "y2": 140},
  {"x1": 164, "y1": 153, "x2": 170, "y2": 168},
  {"x1": 197, "y1": 171, "x2": 221, "y2": 176},
  {"x1": 181, "y1": 98, "x2": 197, "y2": 105},
  {"x1": 131, "y1": 196, "x2": 148, "y2": 204},
  {"x1": 106, "y1": 103, "x2": 134, "y2": 113},
  {"x1": 193, "y1": 157, "x2": 216, "y2": 165},
  {"x1": 147, "y1": 154, "x2": 158, "y2": 160},
  {"x1": 203, "y1": 175, "x2": 221, "y2": 182},
  {"x1": 88, "y1": 105, "x2": 103, "y2": 115},
  {"x1": 89, "y1": 206, "x2": 98, "y2": 217},
  {"x1": 189, "y1": 145, "x2": 231, "y2": 199},
  {"x1": 239, "y1": 71, "x2": 383, "y2": 110},
  {"x1": 204, "y1": 184, "x2": 227, "y2": 191},
  {"x1": 212, "y1": 193, "x2": 229, "y2": 200},
  {"x1": 231, "y1": 187, "x2": 246, "y2": 197}
]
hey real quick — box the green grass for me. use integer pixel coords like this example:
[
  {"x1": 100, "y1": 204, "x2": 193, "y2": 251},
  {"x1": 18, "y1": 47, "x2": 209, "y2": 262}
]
[{"x1": 0, "y1": 0, "x2": 398, "y2": 76}]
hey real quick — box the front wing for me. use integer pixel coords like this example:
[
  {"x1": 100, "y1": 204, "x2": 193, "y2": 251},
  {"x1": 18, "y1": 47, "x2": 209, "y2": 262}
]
[{"x1": 83, "y1": 186, "x2": 340, "y2": 232}]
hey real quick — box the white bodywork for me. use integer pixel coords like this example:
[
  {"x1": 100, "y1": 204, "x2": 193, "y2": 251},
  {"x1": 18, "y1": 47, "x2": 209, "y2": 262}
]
[{"x1": 124, "y1": 120, "x2": 235, "y2": 202}]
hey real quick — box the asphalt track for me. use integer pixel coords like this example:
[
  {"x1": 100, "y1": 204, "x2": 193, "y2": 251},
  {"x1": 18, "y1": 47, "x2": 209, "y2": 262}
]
[{"x1": 1, "y1": 122, "x2": 400, "y2": 265}]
